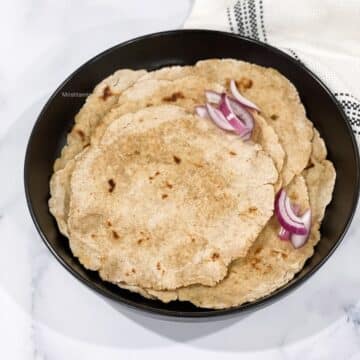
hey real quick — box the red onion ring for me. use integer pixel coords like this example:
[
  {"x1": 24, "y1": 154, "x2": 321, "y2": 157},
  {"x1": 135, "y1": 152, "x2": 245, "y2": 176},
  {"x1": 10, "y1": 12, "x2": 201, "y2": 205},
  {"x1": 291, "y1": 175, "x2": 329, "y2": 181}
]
[
  {"x1": 205, "y1": 90, "x2": 222, "y2": 105},
  {"x1": 227, "y1": 97, "x2": 254, "y2": 131},
  {"x1": 205, "y1": 103, "x2": 234, "y2": 131},
  {"x1": 219, "y1": 94, "x2": 251, "y2": 136},
  {"x1": 275, "y1": 189, "x2": 307, "y2": 235},
  {"x1": 284, "y1": 195, "x2": 306, "y2": 225},
  {"x1": 230, "y1": 80, "x2": 259, "y2": 111},
  {"x1": 291, "y1": 209, "x2": 312, "y2": 248},
  {"x1": 241, "y1": 131, "x2": 252, "y2": 141},
  {"x1": 205, "y1": 90, "x2": 255, "y2": 132},
  {"x1": 278, "y1": 204, "x2": 300, "y2": 241},
  {"x1": 195, "y1": 105, "x2": 208, "y2": 118},
  {"x1": 279, "y1": 227, "x2": 291, "y2": 241}
]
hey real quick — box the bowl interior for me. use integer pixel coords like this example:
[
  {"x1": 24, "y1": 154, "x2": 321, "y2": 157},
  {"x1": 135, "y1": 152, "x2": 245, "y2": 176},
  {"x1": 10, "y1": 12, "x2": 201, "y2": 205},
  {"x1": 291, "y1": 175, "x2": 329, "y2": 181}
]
[{"x1": 24, "y1": 30, "x2": 359, "y2": 318}]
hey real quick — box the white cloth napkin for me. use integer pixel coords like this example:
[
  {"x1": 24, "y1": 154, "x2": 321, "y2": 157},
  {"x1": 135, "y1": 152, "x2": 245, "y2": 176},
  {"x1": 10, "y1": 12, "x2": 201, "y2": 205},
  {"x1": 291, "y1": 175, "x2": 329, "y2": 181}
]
[{"x1": 184, "y1": 0, "x2": 360, "y2": 144}]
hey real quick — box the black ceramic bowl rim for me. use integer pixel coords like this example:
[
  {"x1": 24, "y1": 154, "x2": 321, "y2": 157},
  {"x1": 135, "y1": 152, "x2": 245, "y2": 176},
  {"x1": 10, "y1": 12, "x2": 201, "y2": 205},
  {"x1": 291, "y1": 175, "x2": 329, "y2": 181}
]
[{"x1": 24, "y1": 29, "x2": 360, "y2": 319}]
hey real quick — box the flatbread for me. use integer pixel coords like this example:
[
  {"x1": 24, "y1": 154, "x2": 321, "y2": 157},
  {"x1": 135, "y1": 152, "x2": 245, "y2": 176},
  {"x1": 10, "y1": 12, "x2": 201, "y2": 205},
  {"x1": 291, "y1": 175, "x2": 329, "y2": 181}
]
[
  {"x1": 310, "y1": 128, "x2": 327, "y2": 163},
  {"x1": 53, "y1": 69, "x2": 147, "y2": 172},
  {"x1": 49, "y1": 75, "x2": 225, "y2": 235},
  {"x1": 67, "y1": 105, "x2": 278, "y2": 290},
  {"x1": 193, "y1": 59, "x2": 314, "y2": 185},
  {"x1": 50, "y1": 74, "x2": 284, "y2": 235},
  {"x1": 49, "y1": 60, "x2": 334, "y2": 308},
  {"x1": 53, "y1": 65, "x2": 193, "y2": 173},
  {"x1": 142, "y1": 160, "x2": 335, "y2": 308},
  {"x1": 93, "y1": 75, "x2": 285, "y2": 176},
  {"x1": 49, "y1": 158, "x2": 76, "y2": 236},
  {"x1": 123, "y1": 131, "x2": 335, "y2": 307}
]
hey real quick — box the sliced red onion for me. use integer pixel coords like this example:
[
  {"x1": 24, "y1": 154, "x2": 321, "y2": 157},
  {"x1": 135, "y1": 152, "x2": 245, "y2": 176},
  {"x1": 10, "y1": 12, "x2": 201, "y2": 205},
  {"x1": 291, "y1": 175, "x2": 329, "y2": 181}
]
[
  {"x1": 275, "y1": 189, "x2": 307, "y2": 235},
  {"x1": 227, "y1": 97, "x2": 255, "y2": 131},
  {"x1": 205, "y1": 90, "x2": 222, "y2": 105},
  {"x1": 292, "y1": 204, "x2": 301, "y2": 214},
  {"x1": 205, "y1": 91, "x2": 255, "y2": 132},
  {"x1": 205, "y1": 103, "x2": 234, "y2": 131},
  {"x1": 279, "y1": 227, "x2": 291, "y2": 241},
  {"x1": 284, "y1": 194, "x2": 306, "y2": 225},
  {"x1": 195, "y1": 105, "x2": 208, "y2": 118},
  {"x1": 230, "y1": 80, "x2": 259, "y2": 111},
  {"x1": 241, "y1": 131, "x2": 252, "y2": 141},
  {"x1": 291, "y1": 209, "x2": 312, "y2": 248},
  {"x1": 278, "y1": 204, "x2": 300, "y2": 241},
  {"x1": 219, "y1": 94, "x2": 251, "y2": 136}
]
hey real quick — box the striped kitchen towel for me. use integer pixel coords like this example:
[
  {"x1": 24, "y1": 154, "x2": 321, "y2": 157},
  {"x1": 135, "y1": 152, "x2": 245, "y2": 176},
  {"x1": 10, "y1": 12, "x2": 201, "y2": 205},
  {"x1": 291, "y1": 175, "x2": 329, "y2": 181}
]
[{"x1": 184, "y1": 0, "x2": 360, "y2": 144}]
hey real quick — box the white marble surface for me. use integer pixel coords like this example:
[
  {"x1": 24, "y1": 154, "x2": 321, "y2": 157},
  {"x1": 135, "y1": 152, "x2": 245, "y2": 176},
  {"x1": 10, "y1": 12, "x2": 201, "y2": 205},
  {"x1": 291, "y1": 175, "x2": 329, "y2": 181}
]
[{"x1": 1, "y1": 1, "x2": 360, "y2": 359}]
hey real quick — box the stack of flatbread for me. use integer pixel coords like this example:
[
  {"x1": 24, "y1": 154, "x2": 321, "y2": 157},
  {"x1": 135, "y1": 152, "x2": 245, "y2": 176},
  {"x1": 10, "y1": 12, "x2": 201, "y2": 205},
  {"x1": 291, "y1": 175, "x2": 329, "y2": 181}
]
[{"x1": 49, "y1": 59, "x2": 336, "y2": 309}]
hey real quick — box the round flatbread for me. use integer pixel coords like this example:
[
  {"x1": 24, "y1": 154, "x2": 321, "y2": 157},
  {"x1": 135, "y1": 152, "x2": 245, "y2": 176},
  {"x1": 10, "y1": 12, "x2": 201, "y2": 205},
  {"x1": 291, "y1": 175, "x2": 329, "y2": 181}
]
[
  {"x1": 67, "y1": 105, "x2": 278, "y2": 290},
  {"x1": 193, "y1": 59, "x2": 314, "y2": 186},
  {"x1": 93, "y1": 75, "x2": 285, "y2": 175},
  {"x1": 50, "y1": 74, "x2": 284, "y2": 235},
  {"x1": 53, "y1": 69, "x2": 147, "y2": 172},
  {"x1": 49, "y1": 60, "x2": 333, "y2": 309},
  {"x1": 134, "y1": 133, "x2": 335, "y2": 308}
]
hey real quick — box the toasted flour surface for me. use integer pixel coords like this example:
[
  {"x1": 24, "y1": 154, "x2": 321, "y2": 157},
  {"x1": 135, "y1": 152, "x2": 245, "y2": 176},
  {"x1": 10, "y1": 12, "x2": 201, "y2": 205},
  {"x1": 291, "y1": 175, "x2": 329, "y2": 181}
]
[
  {"x1": 50, "y1": 72, "x2": 284, "y2": 236},
  {"x1": 135, "y1": 136, "x2": 335, "y2": 308},
  {"x1": 67, "y1": 105, "x2": 277, "y2": 290},
  {"x1": 49, "y1": 60, "x2": 334, "y2": 309}
]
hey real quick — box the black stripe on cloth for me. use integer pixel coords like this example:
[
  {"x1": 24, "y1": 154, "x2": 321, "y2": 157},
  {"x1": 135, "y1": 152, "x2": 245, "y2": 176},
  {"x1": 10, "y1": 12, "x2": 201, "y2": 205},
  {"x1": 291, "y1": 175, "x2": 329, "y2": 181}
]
[
  {"x1": 287, "y1": 48, "x2": 300, "y2": 61},
  {"x1": 242, "y1": 0, "x2": 252, "y2": 38},
  {"x1": 334, "y1": 92, "x2": 360, "y2": 103},
  {"x1": 226, "y1": 7, "x2": 235, "y2": 33},
  {"x1": 230, "y1": 1, "x2": 267, "y2": 42},
  {"x1": 259, "y1": 0, "x2": 267, "y2": 42},
  {"x1": 233, "y1": 1, "x2": 245, "y2": 36},
  {"x1": 286, "y1": 48, "x2": 305, "y2": 65},
  {"x1": 248, "y1": 0, "x2": 260, "y2": 40},
  {"x1": 334, "y1": 93, "x2": 360, "y2": 135}
]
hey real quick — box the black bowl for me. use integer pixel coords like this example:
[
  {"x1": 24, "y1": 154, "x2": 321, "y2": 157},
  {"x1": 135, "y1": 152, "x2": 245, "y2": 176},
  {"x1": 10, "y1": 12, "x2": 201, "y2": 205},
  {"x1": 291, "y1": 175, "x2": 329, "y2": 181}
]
[{"x1": 24, "y1": 30, "x2": 359, "y2": 318}]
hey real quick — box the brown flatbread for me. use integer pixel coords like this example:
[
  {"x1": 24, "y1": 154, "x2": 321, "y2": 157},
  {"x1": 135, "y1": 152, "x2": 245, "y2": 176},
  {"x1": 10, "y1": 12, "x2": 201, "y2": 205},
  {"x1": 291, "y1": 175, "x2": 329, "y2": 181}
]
[
  {"x1": 67, "y1": 105, "x2": 278, "y2": 290},
  {"x1": 53, "y1": 69, "x2": 147, "y2": 172},
  {"x1": 50, "y1": 73, "x2": 284, "y2": 235},
  {"x1": 194, "y1": 59, "x2": 314, "y2": 186}
]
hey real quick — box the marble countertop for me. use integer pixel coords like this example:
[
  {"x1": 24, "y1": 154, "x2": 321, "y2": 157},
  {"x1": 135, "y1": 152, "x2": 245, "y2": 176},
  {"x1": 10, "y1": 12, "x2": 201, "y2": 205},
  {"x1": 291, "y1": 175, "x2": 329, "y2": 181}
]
[{"x1": 2, "y1": 1, "x2": 360, "y2": 359}]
